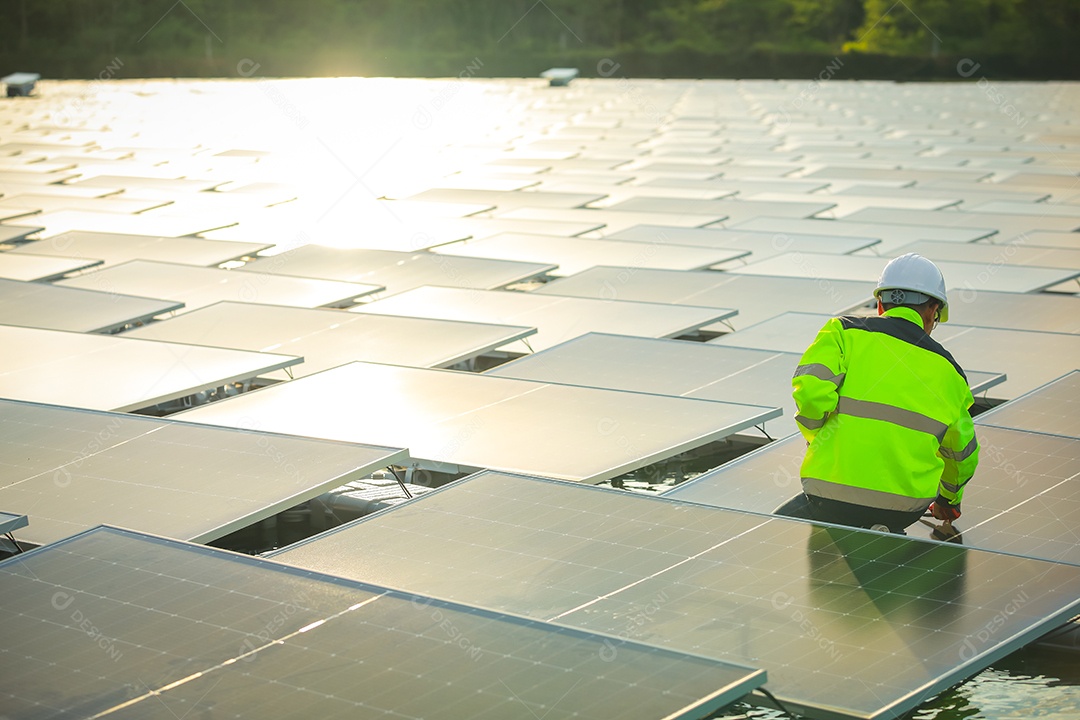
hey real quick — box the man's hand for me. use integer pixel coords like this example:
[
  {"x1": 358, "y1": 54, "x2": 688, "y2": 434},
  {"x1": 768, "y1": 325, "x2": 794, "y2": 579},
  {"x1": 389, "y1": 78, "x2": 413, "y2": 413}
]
[{"x1": 929, "y1": 496, "x2": 961, "y2": 522}]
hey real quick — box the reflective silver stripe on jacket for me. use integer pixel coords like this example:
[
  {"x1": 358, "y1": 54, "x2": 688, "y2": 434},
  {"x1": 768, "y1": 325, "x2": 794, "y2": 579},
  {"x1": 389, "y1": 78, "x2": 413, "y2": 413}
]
[
  {"x1": 939, "y1": 435, "x2": 978, "y2": 462},
  {"x1": 802, "y1": 477, "x2": 934, "y2": 513},
  {"x1": 939, "y1": 480, "x2": 962, "y2": 494},
  {"x1": 793, "y1": 363, "x2": 846, "y2": 387},
  {"x1": 795, "y1": 414, "x2": 827, "y2": 430},
  {"x1": 836, "y1": 397, "x2": 948, "y2": 442}
]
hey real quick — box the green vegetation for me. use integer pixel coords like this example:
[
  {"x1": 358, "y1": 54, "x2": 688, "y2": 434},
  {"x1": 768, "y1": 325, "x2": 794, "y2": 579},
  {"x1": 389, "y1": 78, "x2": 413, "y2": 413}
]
[{"x1": 1, "y1": 0, "x2": 1077, "y2": 79}]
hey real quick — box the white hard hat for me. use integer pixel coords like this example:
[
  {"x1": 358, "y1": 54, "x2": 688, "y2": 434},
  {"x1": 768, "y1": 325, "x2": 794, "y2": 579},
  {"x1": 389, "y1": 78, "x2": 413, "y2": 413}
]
[{"x1": 874, "y1": 253, "x2": 949, "y2": 322}]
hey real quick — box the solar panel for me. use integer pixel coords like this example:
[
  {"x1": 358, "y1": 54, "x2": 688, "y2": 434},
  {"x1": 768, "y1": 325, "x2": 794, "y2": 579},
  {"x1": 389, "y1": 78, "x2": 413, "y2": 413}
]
[
  {"x1": 1019, "y1": 231, "x2": 1080, "y2": 250},
  {"x1": 0, "y1": 278, "x2": 182, "y2": 333},
  {"x1": 199, "y1": 209, "x2": 474, "y2": 252},
  {"x1": 0, "y1": 169, "x2": 79, "y2": 185},
  {"x1": 933, "y1": 323, "x2": 1080, "y2": 397},
  {"x1": 976, "y1": 371, "x2": 1080, "y2": 439},
  {"x1": 0, "y1": 252, "x2": 103, "y2": 282},
  {"x1": 495, "y1": 207, "x2": 726, "y2": 234},
  {"x1": 0, "y1": 193, "x2": 171, "y2": 214},
  {"x1": 842, "y1": 208, "x2": 1080, "y2": 240},
  {"x1": 239, "y1": 246, "x2": 556, "y2": 296},
  {"x1": 535, "y1": 267, "x2": 875, "y2": 331},
  {"x1": 728, "y1": 251, "x2": 1080, "y2": 293},
  {"x1": 56, "y1": 260, "x2": 382, "y2": 312},
  {"x1": 179, "y1": 361, "x2": 778, "y2": 484},
  {"x1": 837, "y1": 183, "x2": 1050, "y2": 206},
  {"x1": 0, "y1": 181, "x2": 115, "y2": 199},
  {"x1": 0, "y1": 225, "x2": 41, "y2": 244},
  {"x1": 272, "y1": 470, "x2": 1080, "y2": 720},
  {"x1": 605, "y1": 196, "x2": 836, "y2": 222},
  {"x1": 998, "y1": 172, "x2": 1080, "y2": 189},
  {"x1": 0, "y1": 526, "x2": 764, "y2": 720},
  {"x1": 748, "y1": 191, "x2": 960, "y2": 217},
  {"x1": 542, "y1": 181, "x2": 736, "y2": 204},
  {"x1": 124, "y1": 301, "x2": 535, "y2": 375},
  {"x1": 0, "y1": 324, "x2": 302, "y2": 412},
  {"x1": 968, "y1": 201, "x2": 1080, "y2": 218},
  {"x1": 937, "y1": 289, "x2": 1080, "y2": 334},
  {"x1": 802, "y1": 166, "x2": 994, "y2": 183},
  {"x1": 635, "y1": 177, "x2": 830, "y2": 194},
  {"x1": 433, "y1": 232, "x2": 750, "y2": 276},
  {"x1": 353, "y1": 285, "x2": 732, "y2": 353},
  {"x1": 0, "y1": 399, "x2": 406, "y2": 546},
  {"x1": 607, "y1": 224, "x2": 881, "y2": 261},
  {"x1": 406, "y1": 187, "x2": 608, "y2": 209},
  {"x1": 709, "y1": 311, "x2": 853, "y2": 353},
  {"x1": 487, "y1": 333, "x2": 802, "y2": 439},
  {"x1": 732, "y1": 216, "x2": 997, "y2": 253},
  {"x1": 428, "y1": 175, "x2": 540, "y2": 191},
  {"x1": 10, "y1": 230, "x2": 272, "y2": 269},
  {"x1": 4, "y1": 209, "x2": 238, "y2": 238},
  {"x1": 66, "y1": 174, "x2": 224, "y2": 192},
  {"x1": 0, "y1": 511, "x2": 27, "y2": 535},
  {"x1": 441, "y1": 216, "x2": 607, "y2": 238},
  {"x1": 892, "y1": 239, "x2": 1080, "y2": 271}
]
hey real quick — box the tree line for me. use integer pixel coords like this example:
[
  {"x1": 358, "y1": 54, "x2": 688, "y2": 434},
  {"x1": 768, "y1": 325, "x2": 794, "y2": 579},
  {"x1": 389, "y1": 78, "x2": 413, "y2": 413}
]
[{"x1": 2, "y1": 0, "x2": 1077, "y2": 79}]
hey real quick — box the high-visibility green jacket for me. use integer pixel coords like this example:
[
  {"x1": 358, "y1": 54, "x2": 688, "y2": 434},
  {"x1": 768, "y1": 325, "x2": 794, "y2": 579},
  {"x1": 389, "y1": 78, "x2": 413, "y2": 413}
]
[{"x1": 791, "y1": 307, "x2": 979, "y2": 512}]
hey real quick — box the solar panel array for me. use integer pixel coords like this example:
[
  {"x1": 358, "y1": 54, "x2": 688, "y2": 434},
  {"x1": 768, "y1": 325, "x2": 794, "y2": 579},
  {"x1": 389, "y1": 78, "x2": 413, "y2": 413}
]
[
  {"x1": 2, "y1": 76, "x2": 1079, "y2": 719},
  {"x1": 273, "y1": 470, "x2": 1080, "y2": 720},
  {"x1": 0, "y1": 526, "x2": 765, "y2": 720}
]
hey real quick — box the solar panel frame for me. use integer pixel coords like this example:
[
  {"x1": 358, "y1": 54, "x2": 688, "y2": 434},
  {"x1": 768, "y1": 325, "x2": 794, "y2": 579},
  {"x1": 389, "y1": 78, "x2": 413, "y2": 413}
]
[
  {"x1": 271, "y1": 470, "x2": 1080, "y2": 720},
  {"x1": 0, "y1": 398, "x2": 408, "y2": 545},
  {"x1": 0, "y1": 525, "x2": 766, "y2": 720},
  {"x1": 0, "y1": 510, "x2": 28, "y2": 535}
]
